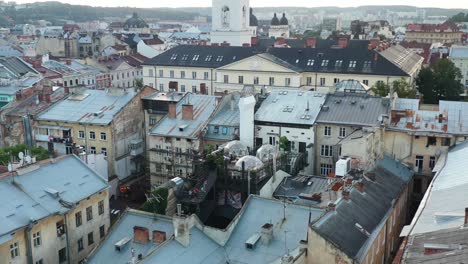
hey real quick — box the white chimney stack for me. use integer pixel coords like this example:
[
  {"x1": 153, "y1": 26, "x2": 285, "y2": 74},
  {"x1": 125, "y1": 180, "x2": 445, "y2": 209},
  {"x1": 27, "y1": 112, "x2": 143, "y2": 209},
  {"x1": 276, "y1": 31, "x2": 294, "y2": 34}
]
[{"x1": 239, "y1": 95, "x2": 256, "y2": 150}]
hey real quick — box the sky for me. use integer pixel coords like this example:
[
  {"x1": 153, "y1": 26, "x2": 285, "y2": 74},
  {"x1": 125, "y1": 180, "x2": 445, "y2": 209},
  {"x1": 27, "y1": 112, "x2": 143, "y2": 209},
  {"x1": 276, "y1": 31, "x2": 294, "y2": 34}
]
[{"x1": 13, "y1": 0, "x2": 468, "y2": 9}]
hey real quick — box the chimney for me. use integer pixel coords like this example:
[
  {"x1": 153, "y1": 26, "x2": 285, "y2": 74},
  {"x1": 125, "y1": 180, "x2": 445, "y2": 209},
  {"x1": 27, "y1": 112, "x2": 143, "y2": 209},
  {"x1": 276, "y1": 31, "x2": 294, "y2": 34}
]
[
  {"x1": 15, "y1": 91, "x2": 22, "y2": 101},
  {"x1": 38, "y1": 92, "x2": 44, "y2": 103},
  {"x1": 260, "y1": 223, "x2": 274, "y2": 245},
  {"x1": 242, "y1": 43, "x2": 251, "y2": 47},
  {"x1": 465, "y1": 208, "x2": 468, "y2": 225},
  {"x1": 45, "y1": 94, "x2": 51, "y2": 103},
  {"x1": 276, "y1": 38, "x2": 286, "y2": 45},
  {"x1": 66, "y1": 59, "x2": 72, "y2": 66},
  {"x1": 172, "y1": 206, "x2": 192, "y2": 247},
  {"x1": 342, "y1": 190, "x2": 350, "y2": 201},
  {"x1": 327, "y1": 202, "x2": 336, "y2": 211},
  {"x1": 355, "y1": 181, "x2": 365, "y2": 193},
  {"x1": 306, "y1": 37, "x2": 317, "y2": 48},
  {"x1": 32, "y1": 60, "x2": 42, "y2": 68},
  {"x1": 239, "y1": 95, "x2": 256, "y2": 150},
  {"x1": 182, "y1": 104, "x2": 194, "y2": 121},
  {"x1": 133, "y1": 226, "x2": 149, "y2": 244},
  {"x1": 152, "y1": 230, "x2": 167, "y2": 244},
  {"x1": 168, "y1": 102, "x2": 177, "y2": 119},
  {"x1": 338, "y1": 37, "x2": 348, "y2": 48},
  {"x1": 251, "y1": 36, "x2": 259, "y2": 46},
  {"x1": 374, "y1": 53, "x2": 379, "y2": 62},
  {"x1": 64, "y1": 87, "x2": 70, "y2": 94},
  {"x1": 220, "y1": 42, "x2": 230, "y2": 47}
]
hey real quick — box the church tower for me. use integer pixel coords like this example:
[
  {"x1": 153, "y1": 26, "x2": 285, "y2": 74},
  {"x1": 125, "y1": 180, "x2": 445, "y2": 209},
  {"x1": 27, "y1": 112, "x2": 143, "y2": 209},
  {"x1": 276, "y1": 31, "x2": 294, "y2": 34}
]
[{"x1": 211, "y1": 0, "x2": 253, "y2": 46}]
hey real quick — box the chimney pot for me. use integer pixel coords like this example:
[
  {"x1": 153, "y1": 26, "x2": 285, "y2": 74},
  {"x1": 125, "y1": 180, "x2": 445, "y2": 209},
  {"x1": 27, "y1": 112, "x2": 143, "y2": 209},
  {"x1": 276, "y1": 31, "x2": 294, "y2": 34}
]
[
  {"x1": 260, "y1": 223, "x2": 274, "y2": 245},
  {"x1": 133, "y1": 226, "x2": 149, "y2": 244},
  {"x1": 168, "y1": 102, "x2": 177, "y2": 119},
  {"x1": 45, "y1": 94, "x2": 51, "y2": 103},
  {"x1": 38, "y1": 93, "x2": 44, "y2": 102},
  {"x1": 338, "y1": 38, "x2": 348, "y2": 48},
  {"x1": 355, "y1": 181, "x2": 365, "y2": 193},
  {"x1": 306, "y1": 37, "x2": 317, "y2": 48},
  {"x1": 342, "y1": 190, "x2": 350, "y2": 201},
  {"x1": 182, "y1": 104, "x2": 194, "y2": 121},
  {"x1": 464, "y1": 208, "x2": 468, "y2": 225},
  {"x1": 152, "y1": 230, "x2": 167, "y2": 244},
  {"x1": 327, "y1": 202, "x2": 336, "y2": 211}
]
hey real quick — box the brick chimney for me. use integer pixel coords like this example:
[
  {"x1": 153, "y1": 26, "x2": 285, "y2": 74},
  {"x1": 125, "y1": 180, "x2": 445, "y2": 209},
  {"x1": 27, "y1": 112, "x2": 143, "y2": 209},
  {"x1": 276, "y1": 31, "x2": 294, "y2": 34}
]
[
  {"x1": 152, "y1": 230, "x2": 167, "y2": 243},
  {"x1": 45, "y1": 94, "x2": 51, "y2": 103},
  {"x1": 251, "y1": 36, "x2": 259, "y2": 46},
  {"x1": 338, "y1": 38, "x2": 348, "y2": 48},
  {"x1": 355, "y1": 181, "x2": 365, "y2": 193},
  {"x1": 133, "y1": 226, "x2": 149, "y2": 244},
  {"x1": 276, "y1": 38, "x2": 286, "y2": 45},
  {"x1": 342, "y1": 190, "x2": 350, "y2": 201},
  {"x1": 465, "y1": 208, "x2": 468, "y2": 225},
  {"x1": 38, "y1": 92, "x2": 44, "y2": 103},
  {"x1": 64, "y1": 87, "x2": 70, "y2": 94},
  {"x1": 327, "y1": 202, "x2": 336, "y2": 211},
  {"x1": 220, "y1": 42, "x2": 230, "y2": 47},
  {"x1": 15, "y1": 91, "x2": 22, "y2": 101},
  {"x1": 306, "y1": 37, "x2": 317, "y2": 48},
  {"x1": 168, "y1": 102, "x2": 177, "y2": 119},
  {"x1": 65, "y1": 59, "x2": 72, "y2": 66},
  {"x1": 182, "y1": 104, "x2": 194, "y2": 121}
]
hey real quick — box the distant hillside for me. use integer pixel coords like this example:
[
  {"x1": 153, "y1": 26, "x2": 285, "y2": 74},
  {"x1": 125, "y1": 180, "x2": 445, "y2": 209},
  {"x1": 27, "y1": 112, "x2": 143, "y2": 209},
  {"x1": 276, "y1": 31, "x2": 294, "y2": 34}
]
[{"x1": 0, "y1": 1, "x2": 199, "y2": 26}]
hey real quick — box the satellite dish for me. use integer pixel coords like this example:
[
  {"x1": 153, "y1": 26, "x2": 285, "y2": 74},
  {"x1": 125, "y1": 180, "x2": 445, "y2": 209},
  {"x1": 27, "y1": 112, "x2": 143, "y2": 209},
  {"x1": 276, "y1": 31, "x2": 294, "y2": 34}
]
[
  {"x1": 18, "y1": 152, "x2": 24, "y2": 160},
  {"x1": 25, "y1": 156, "x2": 32, "y2": 163}
]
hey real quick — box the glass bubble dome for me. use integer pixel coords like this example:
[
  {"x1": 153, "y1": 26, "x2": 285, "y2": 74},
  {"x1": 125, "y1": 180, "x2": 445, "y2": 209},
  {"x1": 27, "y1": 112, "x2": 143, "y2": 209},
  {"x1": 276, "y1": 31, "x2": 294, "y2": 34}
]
[
  {"x1": 256, "y1": 144, "x2": 279, "y2": 161},
  {"x1": 235, "y1": 156, "x2": 264, "y2": 171},
  {"x1": 224, "y1": 140, "x2": 248, "y2": 157}
]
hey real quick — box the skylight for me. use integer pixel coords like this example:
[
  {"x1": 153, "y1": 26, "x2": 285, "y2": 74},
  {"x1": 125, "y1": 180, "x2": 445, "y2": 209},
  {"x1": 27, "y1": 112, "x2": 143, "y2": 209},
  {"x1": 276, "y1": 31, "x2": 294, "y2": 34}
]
[
  {"x1": 321, "y1": 60, "x2": 329, "y2": 67},
  {"x1": 170, "y1": 54, "x2": 178, "y2": 60},
  {"x1": 349, "y1": 60, "x2": 357, "y2": 68},
  {"x1": 307, "y1": 59, "x2": 314, "y2": 66},
  {"x1": 205, "y1": 55, "x2": 212, "y2": 61}
]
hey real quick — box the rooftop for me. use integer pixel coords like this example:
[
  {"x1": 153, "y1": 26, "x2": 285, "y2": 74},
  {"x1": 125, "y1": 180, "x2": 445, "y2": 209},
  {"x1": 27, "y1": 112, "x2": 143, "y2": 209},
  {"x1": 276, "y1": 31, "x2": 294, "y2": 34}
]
[
  {"x1": 205, "y1": 93, "x2": 240, "y2": 141},
  {"x1": 37, "y1": 89, "x2": 137, "y2": 125},
  {"x1": 311, "y1": 156, "x2": 413, "y2": 261},
  {"x1": 316, "y1": 93, "x2": 390, "y2": 126},
  {"x1": 449, "y1": 46, "x2": 468, "y2": 59},
  {"x1": 150, "y1": 93, "x2": 219, "y2": 139},
  {"x1": 0, "y1": 56, "x2": 38, "y2": 79},
  {"x1": 255, "y1": 90, "x2": 326, "y2": 126},
  {"x1": 0, "y1": 155, "x2": 109, "y2": 244}
]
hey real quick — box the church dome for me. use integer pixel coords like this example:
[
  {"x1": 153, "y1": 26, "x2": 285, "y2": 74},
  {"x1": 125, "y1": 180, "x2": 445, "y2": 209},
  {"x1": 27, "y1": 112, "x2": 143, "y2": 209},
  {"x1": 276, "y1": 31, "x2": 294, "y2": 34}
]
[
  {"x1": 250, "y1": 8, "x2": 258, "y2": 27},
  {"x1": 280, "y1": 13, "x2": 289, "y2": 25},
  {"x1": 124, "y1": 12, "x2": 148, "y2": 29},
  {"x1": 271, "y1": 13, "x2": 280, "y2": 26}
]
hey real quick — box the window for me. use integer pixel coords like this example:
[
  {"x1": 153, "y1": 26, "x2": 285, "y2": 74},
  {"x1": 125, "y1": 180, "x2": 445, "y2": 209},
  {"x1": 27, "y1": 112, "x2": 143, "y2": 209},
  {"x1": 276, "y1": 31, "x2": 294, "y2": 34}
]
[
  {"x1": 98, "y1": 200, "x2": 104, "y2": 215},
  {"x1": 429, "y1": 156, "x2": 436, "y2": 169},
  {"x1": 335, "y1": 60, "x2": 343, "y2": 67},
  {"x1": 269, "y1": 77, "x2": 275, "y2": 86},
  {"x1": 100, "y1": 225, "x2": 105, "y2": 238},
  {"x1": 363, "y1": 80, "x2": 369, "y2": 86},
  {"x1": 10, "y1": 242, "x2": 19, "y2": 258},
  {"x1": 415, "y1": 155, "x2": 424, "y2": 172},
  {"x1": 321, "y1": 145, "x2": 333, "y2": 157},
  {"x1": 58, "y1": 247, "x2": 67, "y2": 263},
  {"x1": 254, "y1": 76, "x2": 259, "y2": 85},
  {"x1": 223, "y1": 75, "x2": 229, "y2": 83},
  {"x1": 159, "y1": 83, "x2": 164, "y2": 91},
  {"x1": 180, "y1": 85, "x2": 185, "y2": 92},
  {"x1": 214, "y1": 126, "x2": 219, "y2": 134},
  {"x1": 269, "y1": 136, "x2": 276, "y2": 146},
  {"x1": 339, "y1": 127, "x2": 346, "y2": 138},
  {"x1": 35, "y1": 259, "x2": 43, "y2": 264},
  {"x1": 33, "y1": 231, "x2": 41, "y2": 247},
  {"x1": 78, "y1": 238, "x2": 84, "y2": 252},
  {"x1": 320, "y1": 78, "x2": 326, "y2": 86},
  {"x1": 441, "y1": 138, "x2": 451, "y2": 146},
  {"x1": 427, "y1": 137, "x2": 437, "y2": 146},
  {"x1": 238, "y1": 76, "x2": 244, "y2": 84},
  {"x1": 88, "y1": 232, "x2": 94, "y2": 246},
  {"x1": 307, "y1": 59, "x2": 314, "y2": 66},
  {"x1": 324, "y1": 126, "x2": 331, "y2": 136},
  {"x1": 75, "y1": 211, "x2": 82, "y2": 227},
  {"x1": 363, "y1": 61, "x2": 372, "y2": 71},
  {"x1": 334, "y1": 78, "x2": 340, "y2": 84},
  {"x1": 306, "y1": 77, "x2": 312, "y2": 86},
  {"x1": 285, "y1": 78, "x2": 291, "y2": 86},
  {"x1": 90, "y1": 147, "x2": 96, "y2": 154},
  {"x1": 216, "y1": 56, "x2": 223, "y2": 62},
  {"x1": 78, "y1": 130, "x2": 84, "y2": 139},
  {"x1": 205, "y1": 55, "x2": 212, "y2": 61},
  {"x1": 98, "y1": 132, "x2": 106, "y2": 141},
  {"x1": 101, "y1": 148, "x2": 107, "y2": 156},
  {"x1": 192, "y1": 86, "x2": 197, "y2": 93},
  {"x1": 180, "y1": 71, "x2": 186, "y2": 79},
  {"x1": 56, "y1": 221, "x2": 65, "y2": 237},
  {"x1": 170, "y1": 70, "x2": 174, "y2": 78},
  {"x1": 222, "y1": 127, "x2": 228, "y2": 135},
  {"x1": 89, "y1": 131, "x2": 95, "y2": 140},
  {"x1": 86, "y1": 206, "x2": 93, "y2": 221},
  {"x1": 158, "y1": 69, "x2": 163, "y2": 77},
  {"x1": 192, "y1": 72, "x2": 197, "y2": 79},
  {"x1": 204, "y1": 72, "x2": 209, "y2": 80},
  {"x1": 321, "y1": 60, "x2": 329, "y2": 67},
  {"x1": 349, "y1": 60, "x2": 357, "y2": 68},
  {"x1": 170, "y1": 54, "x2": 178, "y2": 60},
  {"x1": 193, "y1": 54, "x2": 200, "y2": 61},
  {"x1": 320, "y1": 164, "x2": 333, "y2": 176},
  {"x1": 149, "y1": 69, "x2": 154, "y2": 77}
]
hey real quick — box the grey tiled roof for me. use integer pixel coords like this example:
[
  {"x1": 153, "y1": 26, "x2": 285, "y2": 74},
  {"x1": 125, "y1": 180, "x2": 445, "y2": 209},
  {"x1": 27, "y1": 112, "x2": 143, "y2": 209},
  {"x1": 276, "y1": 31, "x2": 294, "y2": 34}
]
[{"x1": 315, "y1": 93, "x2": 390, "y2": 126}]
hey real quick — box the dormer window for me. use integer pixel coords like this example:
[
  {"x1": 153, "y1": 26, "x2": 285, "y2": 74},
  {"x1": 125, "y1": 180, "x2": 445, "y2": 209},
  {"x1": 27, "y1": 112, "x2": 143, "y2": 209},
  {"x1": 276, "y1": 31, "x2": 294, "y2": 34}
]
[
  {"x1": 335, "y1": 60, "x2": 343, "y2": 67},
  {"x1": 307, "y1": 59, "x2": 314, "y2": 66},
  {"x1": 193, "y1": 55, "x2": 200, "y2": 61},
  {"x1": 349, "y1": 61, "x2": 357, "y2": 68},
  {"x1": 321, "y1": 60, "x2": 329, "y2": 67},
  {"x1": 181, "y1": 54, "x2": 189, "y2": 61},
  {"x1": 205, "y1": 55, "x2": 212, "y2": 61},
  {"x1": 170, "y1": 54, "x2": 178, "y2": 60},
  {"x1": 216, "y1": 56, "x2": 224, "y2": 62}
]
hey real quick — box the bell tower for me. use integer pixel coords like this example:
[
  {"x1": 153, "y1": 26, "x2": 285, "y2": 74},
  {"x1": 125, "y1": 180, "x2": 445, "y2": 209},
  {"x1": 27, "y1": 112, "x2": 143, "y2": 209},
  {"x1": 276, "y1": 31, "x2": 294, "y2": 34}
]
[{"x1": 211, "y1": 0, "x2": 252, "y2": 46}]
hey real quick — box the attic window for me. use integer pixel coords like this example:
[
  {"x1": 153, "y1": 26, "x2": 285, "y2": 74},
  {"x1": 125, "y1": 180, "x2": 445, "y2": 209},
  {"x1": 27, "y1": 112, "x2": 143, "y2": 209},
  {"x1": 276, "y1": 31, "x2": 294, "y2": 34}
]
[
  {"x1": 170, "y1": 54, "x2": 178, "y2": 60},
  {"x1": 205, "y1": 55, "x2": 213, "y2": 61},
  {"x1": 321, "y1": 60, "x2": 329, "y2": 67},
  {"x1": 349, "y1": 61, "x2": 357, "y2": 68},
  {"x1": 216, "y1": 56, "x2": 224, "y2": 62},
  {"x1": 214, "y1": 126, "x2": 219, "y2": 134},
  {"x1": 335, "y1": 60, "x2": 343, "y2": 67},
  {"x1": 295, "y1": 59, "x2": 300, "y2": 64},
  {"x1": 363, "y1": 61, "x2": 372, "y2": 71},
  {"x1": 181, "y1": 54, "x2": 189, "y2": 61},
  {"x1": 193, "y1": 55, "x2": 200, "y2": 61},
  {"x1": 232, "y1": 56, "x2": 237, "y2": 60},
  {"x1": 307, "y1": 59, "x2": 314, "y2": 66}
]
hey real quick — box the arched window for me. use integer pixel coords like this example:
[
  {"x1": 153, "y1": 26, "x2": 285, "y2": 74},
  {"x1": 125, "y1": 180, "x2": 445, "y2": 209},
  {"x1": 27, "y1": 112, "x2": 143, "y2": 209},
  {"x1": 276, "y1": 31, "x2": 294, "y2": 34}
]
[{"x1": 221, "y1": 6, "x2": 230, "y2": 28}]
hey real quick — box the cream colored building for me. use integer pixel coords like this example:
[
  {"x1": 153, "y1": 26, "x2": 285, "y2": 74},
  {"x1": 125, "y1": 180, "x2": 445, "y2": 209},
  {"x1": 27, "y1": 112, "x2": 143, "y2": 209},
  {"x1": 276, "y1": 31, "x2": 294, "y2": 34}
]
[
  {"x1": 0, "y1": 155, "x2": 110, "y2": 264},
  {"x1": 405, "y1": 22, "x2": 462, "y2": 44}
]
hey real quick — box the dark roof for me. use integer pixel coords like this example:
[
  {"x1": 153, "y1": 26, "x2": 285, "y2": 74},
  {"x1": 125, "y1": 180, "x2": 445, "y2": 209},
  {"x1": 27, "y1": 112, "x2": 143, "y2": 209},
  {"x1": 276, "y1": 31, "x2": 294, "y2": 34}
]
[
  {"x1": 312, "y1": 156, "x2": 413, "y2": 260},
  {"x1": 403, "y1": 226, "x2": 468, "y2": 263},
  {"x1": 0, "y1": 57, "x2": 38, "y2": 77},
  {"x1": 271, "y1": 13, "x2": 280, "y2": 26},
  {"x1": 268, "y1": 46, "x2": 409, "y2": 76},
  {"x1": 124, "y1": 12, "x2": 148, "y2": 29},
  {"x1": 279, "y1": 13, "x2": 289, "y2": 26},
  {"x1": 143, "y1": 45, "x2": 265, "y2": 68},
  {"x1": 315, "y1": 93, "x2": 390, "y2": 126}
]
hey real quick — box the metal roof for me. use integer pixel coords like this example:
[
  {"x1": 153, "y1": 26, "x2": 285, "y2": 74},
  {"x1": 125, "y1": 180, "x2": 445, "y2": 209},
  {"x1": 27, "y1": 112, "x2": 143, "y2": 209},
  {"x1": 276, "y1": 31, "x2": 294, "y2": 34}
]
[
  {"x1": 205, "y1": 93, "x2": 240, "y2": 141},
  {"x1": 0, "y1": 155, "x2": 109, "y2": 243},
  {"x1": 37, "y1": 89, "x2": 137, "y2": 125},
  {"x1": 255, "y1": 90, "x2": 326, "y2": 126},
  {"x1": 150, "y1": 93, "x2": 220, "y2": 139},
  {"x1": 409, "y1": 141, "x2": 468, "y2": 235},
  {"x1": 439, "y1": 101, "x2": 468, "y2": 135},
  {"x1": 316, "y1": 93, "x2": 390, "y2": 126},
  {"x1": 311, "y1": 156, "x2": 413, "y2": 261},
  {"x1": 449, "y1": 46, "x2": 468, "y2": 59}
]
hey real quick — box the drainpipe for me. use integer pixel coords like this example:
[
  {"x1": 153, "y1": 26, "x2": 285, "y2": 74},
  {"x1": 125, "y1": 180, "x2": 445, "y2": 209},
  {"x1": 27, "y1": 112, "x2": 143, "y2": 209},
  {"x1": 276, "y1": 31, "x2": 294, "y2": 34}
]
[
  {"x1": 64, "y1": 214, "x2": 71, "y2": 264},
  {"x1": 211, "y1": 68, "x2": 214, "y2": 95},
  {"x1": 154, "y1": 66, "x2": 157, "y2": 90},
  {"x1": 314, "y1": 73, "x2": 318, "y2": 91},
  {"x1": 25, "y1": 222, "x2": 34, "y2": 264}
]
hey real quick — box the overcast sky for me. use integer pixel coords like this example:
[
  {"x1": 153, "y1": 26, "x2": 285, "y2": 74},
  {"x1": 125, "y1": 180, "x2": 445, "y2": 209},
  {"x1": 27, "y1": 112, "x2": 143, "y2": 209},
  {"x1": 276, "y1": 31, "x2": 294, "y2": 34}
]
[{"x1": 14, "y1": 0, "x2": 468, "y2": 9}]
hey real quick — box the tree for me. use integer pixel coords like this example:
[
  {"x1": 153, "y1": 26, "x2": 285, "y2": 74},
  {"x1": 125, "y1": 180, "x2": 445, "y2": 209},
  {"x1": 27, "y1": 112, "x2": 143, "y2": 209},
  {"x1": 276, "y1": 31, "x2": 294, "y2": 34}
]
[
  {"x1": 392, "y1": 79, "x2": 417, "y2": 99},
  {"x1": 279, "y1": 136, "x2": 290, "y2": 151},
  {"x1": 134, "y1": 78, "x2": 144, "y2": 91},
  {"x1": 370, "y1": 81, "x2": 390, "y2": 97},
  {"x1": 416, "y1": 59, "x2": 464, "y2": 104}
]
